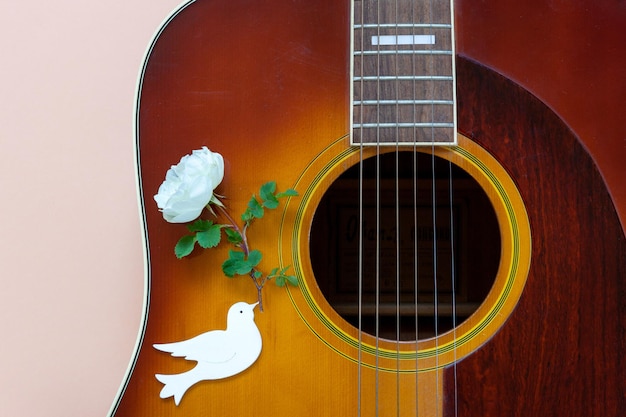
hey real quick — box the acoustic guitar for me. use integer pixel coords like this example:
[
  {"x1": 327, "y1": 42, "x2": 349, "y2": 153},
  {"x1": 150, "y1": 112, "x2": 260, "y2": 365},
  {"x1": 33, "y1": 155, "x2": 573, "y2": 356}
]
[{"x1": 109, "y1": 0, "x2": 626, "y2": 415}]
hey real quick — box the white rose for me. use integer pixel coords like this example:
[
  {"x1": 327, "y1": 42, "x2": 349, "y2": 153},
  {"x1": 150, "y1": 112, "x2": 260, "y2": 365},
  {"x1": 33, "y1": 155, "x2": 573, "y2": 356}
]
[{"x1": 154, "y1": 147, "x2": 224, "y2": 223}]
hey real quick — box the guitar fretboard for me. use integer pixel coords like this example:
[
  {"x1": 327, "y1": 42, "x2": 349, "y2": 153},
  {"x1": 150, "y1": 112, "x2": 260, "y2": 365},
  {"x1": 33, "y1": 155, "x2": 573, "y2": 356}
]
[{"x1": 352, "y1": 0, "x2": 456, "y2": 145}]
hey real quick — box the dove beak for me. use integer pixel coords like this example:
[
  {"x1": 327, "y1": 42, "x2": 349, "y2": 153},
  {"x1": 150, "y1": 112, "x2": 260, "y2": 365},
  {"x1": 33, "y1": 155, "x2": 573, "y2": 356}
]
[{"x1": 251, "y1": 302, "x2": 259, "y2": 310}]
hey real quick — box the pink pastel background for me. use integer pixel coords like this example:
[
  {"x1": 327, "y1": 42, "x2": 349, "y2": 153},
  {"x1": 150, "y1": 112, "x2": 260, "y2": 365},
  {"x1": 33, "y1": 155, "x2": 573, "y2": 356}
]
[{"x1": 0, "y1": 1, "x2": 182, "y2": 415}]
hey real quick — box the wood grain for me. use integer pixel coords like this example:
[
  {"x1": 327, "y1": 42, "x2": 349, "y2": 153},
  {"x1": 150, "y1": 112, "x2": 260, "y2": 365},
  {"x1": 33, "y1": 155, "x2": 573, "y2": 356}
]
[
  {"x1": 455, "y1": 0, "x2": 626, "y2": 231},
  {"x1": 444, "y1": 56, "x2": 626, "y2": 416}
]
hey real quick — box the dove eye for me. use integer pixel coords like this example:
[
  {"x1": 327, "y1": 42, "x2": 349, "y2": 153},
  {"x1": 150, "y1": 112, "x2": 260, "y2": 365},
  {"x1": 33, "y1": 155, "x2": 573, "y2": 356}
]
[{"x1": 239, "y1": 310, "x2": 243, "y2": 314}]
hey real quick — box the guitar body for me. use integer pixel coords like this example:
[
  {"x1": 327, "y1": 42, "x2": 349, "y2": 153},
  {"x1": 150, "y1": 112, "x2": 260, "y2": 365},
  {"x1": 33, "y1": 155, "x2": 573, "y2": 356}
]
[{"x1": 110, "y1": 1, "x2": 626, "y2": 415}]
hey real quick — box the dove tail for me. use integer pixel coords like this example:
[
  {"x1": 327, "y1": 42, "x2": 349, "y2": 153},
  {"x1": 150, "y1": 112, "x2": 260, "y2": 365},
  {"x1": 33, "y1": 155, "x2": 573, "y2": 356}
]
[{"x1": 155, "y1": 372, "x2": 197, "y2": 406}]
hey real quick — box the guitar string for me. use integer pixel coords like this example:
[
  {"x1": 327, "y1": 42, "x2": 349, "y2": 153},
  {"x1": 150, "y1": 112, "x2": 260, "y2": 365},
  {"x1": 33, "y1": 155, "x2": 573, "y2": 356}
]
[
  {"x1": 375, "y1": 1, "x2": 382, "y2": 415},
  {"x1": 448, "y1": 2, "x2": 459, "y2": 415},
  {"x1": 357, "y1": 1, "x2": 365, "y2": 416},
  {"x1": 449, "y1": 160, "x2": 459, "y2": 417},
  {"x1": 431, "y1": 151, "x2": 440, "y2": 417},
  {"x1": 413, "y1": 150, "x2": 420, "y2": 416},
  {"x1": 411, "y1": 0, "x2": 421, "y2": 415},
  {"x1": 446, "y1": 0, "x2": 459, "y2": 414},
  {"x1": 394, "y1": 1, "x2": 402, "y2": 416}
]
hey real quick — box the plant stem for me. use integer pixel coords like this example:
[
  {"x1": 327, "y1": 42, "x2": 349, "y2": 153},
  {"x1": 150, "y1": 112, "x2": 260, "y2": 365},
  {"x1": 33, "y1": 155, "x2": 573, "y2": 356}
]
[
  {"x1": 256, "y1": 286, "x2": 264, "y2": 312},
  {"x1": 215, "y1": 205, "x2": 249, "y2": 254},
  {"x1": 216, "y1": 204, "x2": 264, "y2": 311}
]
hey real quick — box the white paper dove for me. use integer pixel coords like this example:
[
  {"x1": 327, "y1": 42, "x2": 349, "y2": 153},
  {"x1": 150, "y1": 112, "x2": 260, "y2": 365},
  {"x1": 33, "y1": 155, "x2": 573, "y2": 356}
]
[{"x1": 153, "y1": 301, "x2": 262, "y2": 405}]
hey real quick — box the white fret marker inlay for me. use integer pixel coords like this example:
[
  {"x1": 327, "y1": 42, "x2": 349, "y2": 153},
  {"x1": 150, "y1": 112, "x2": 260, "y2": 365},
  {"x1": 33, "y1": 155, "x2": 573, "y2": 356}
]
[{"x1": 371, "y1": 34, "x2": 436, "y2": 46}]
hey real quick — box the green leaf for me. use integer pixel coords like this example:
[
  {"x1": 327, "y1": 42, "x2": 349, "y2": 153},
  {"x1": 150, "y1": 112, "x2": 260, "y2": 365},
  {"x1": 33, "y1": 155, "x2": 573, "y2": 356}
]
[
  {"x1": 286, "y1": 275, "x2": 299, "y2": 286},
  {"x1": 262, "y1": 197, "x2": 279, "y2": 209},
  {"x1": 187, "y1": 219, "x2": 212, "y2": 233},
  {"x1": 228, "y1": 250, "x2": 245, "y2": 261},
  {"x1": 225, "y1": 228, "x2": 243, "y2": 244},
  {"x1": 222, "y1": 250, "x2": 256, "y2": 277},
  {"x1": 222, "y1": 250, "x2": 246, "y2": 277},
  {"x1": 221, "y1": 258, "x2": 239, "y2": 278},
  {"x1": 260, "y1": 181, "x2": 279, "y2": 209},
  {"x1": 241, "y1": 210, "x2": 254, "y2": 223},
  {"x1": 197, "y1": 224, "x2": 222, "y2": 248},
  {"x1": 247, "y1": 249, "x2": 263, "y2": 267},
  {"x1": 246, "y1": 196, "x2": 264, "y2": 219},
  {"x1": 259, "y1": 181, "x2": 277, "y2": 200},
  {"x1": 253, "y1": 270, "x2": 263, "y2": 279},
  {"x1": 175, "y1": 235, "x2": 197, "y2": 259},
  {"x1": 235, "y1": 262, "x2": 253, "y2": 275},
  {"x1": 275, "y1": 275, "x2": 286, "y2": 287},
  {"x1": 276, "y1": 188, "x2": 299, "y2": 198}
]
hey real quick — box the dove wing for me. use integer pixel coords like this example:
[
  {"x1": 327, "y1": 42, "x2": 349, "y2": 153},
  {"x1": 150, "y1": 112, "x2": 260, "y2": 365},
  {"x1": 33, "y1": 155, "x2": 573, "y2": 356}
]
[{"x1": 153, "y1": 330, "x2": 237, "y2": 363}]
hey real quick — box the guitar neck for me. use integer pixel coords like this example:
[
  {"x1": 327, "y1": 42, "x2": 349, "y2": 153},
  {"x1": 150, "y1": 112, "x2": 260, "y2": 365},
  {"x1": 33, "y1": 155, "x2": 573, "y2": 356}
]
[{"x1": 351, "y1": 0, "x2": 457, "y2": 145}]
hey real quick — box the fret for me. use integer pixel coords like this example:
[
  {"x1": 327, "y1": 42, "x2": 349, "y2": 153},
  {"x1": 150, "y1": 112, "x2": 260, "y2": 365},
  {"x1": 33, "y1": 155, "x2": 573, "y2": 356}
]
[
  {"x1": 352, "y1": 126, "x2": 455, "y2": 144},
  {"x1": 353, "y1": 102, "x2": 454, "y2": 125},
  {"x1": 354, "y1": 100, "x2": 453, "y2": 105},
  {"x1": 355, "y1": 0, "x2": 453, "y2": 26},
  {"x1": 354, "y1": 123, "x2": 455, "y2": 128},
  {"x1": 354, "y1": 83, "x2": 453, "y2": 102},
  {"x1": 354, "y1": 75, "x2": 453, "y2": 81},
  {"x1": 354, "y1": 23, "x2": 452, "y2": 29},
  {"x1": 351, "y1": 0, "x2": 457, "y2": 145},
  {"x1": 354, "y1": 55, "x2": 453, "y2": 79},
  {"x1": 354, "y1": 68, "x2": 454, "y2": 101},
  {"x1": 355, "y1": 50, "x2": 453, "y2": 56}
]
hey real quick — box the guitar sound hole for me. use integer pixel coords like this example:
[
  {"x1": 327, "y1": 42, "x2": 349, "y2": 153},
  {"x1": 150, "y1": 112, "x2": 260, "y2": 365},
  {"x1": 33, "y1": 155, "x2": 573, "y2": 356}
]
[{"x1": 310, "y1": 151, "x2": 500, "y2": 341}]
